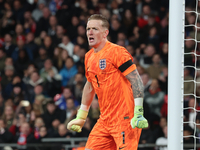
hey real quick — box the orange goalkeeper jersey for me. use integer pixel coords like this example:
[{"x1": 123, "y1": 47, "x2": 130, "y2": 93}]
[{"x1": 85, "y1": 41, "x2": 136, "y2": 126}]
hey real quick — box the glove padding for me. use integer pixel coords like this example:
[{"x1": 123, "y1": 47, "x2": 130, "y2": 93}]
[
  {"x1": 67, "y1": 109, "x2": 88, "y2": 132},
  {"x1": 67, "y1": 118, "x2": 85, "y2": 132},
  {"x1": 131, "y1": 106, "x2": 148, "y2": 129}
]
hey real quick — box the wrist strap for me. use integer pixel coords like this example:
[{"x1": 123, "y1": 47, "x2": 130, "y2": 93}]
[
  {"x1": 134, "y1": 98, "x2": 143, "y2": 106},
  {"x1": 77, "y1": 109, "x2": 88, "y2": 120}
]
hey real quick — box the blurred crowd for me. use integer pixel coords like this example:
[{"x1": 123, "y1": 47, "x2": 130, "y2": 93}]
[{"x1": 0, "y1": 0, "x2": 199, "y2": 150}]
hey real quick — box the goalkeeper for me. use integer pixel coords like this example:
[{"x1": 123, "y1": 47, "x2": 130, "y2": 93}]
[{"x1": 67, "y1": 14, "x2": 148, "y2": 150}]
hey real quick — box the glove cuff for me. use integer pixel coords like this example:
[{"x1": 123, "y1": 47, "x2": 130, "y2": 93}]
[
  {"x1": 134, "y1": 106, "x2": 144, "y2": 115},
  {"x1": 77, "y1": 109, "x2": 88, "y2": 120}
]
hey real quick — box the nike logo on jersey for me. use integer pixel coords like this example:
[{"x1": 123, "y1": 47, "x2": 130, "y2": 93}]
[{"x1": 119, "y1": 146, "x2": 127, "y2": 150}]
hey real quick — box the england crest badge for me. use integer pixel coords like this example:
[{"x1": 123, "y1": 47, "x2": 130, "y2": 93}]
[{"x1": 99, "y1": 59, "x2": 106, "y2": 70}]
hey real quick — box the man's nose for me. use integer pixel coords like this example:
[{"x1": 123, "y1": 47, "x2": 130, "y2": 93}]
[{"x1": 88, "y1": 29, "x2": 93, "y2": 35}]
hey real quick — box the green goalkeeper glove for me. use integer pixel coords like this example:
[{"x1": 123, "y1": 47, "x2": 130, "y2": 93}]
[
  {"x1": 67, "y1": 109, "x2": 88, "y2": 132},
  {"x1": 131, "y1": 106, "x2": 149, "y2": 129}
]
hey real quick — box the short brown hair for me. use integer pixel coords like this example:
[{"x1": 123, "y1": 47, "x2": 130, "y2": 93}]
[{"x1": 88, "y1": 14, "x2": 110, "y2": 29}]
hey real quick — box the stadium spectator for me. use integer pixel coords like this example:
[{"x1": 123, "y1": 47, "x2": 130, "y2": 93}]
[
  {"x1": 0, "y1": 49, "x2": 6, "y2": 73},
  {"x1": 59, "y1": 56, "x2": 78, "y2": 87},
  {"x1": 42, "y1": 36, "x2": 54, "y2": 58},
  {"x1": 125, "y1": 44, "x2": 135, "y2": 56},
  {"x1": 32, "y1": 95, "x2": 46, "y2": 117},
  {"x1": 159, "y1": 43, "x2": 168, "y2": 66},
  {"x1": 0, "y1": 94, "x2": 4, "y2": 117},
  {"x1": 33, "y1": 85, "x2": 46, "y2": 101},
  {"x1": 24, "y1": 32, "x2": 38, "y2": 59},
  {"x1": 184, "y1": 97, "x2": 200, "y2": 129},
  {"x1": 34, "y1": 30, "x2": 47, "y2": 46},
  {"x1": 14, "y1": 101, "x2": 33, "y2": 124},
  {"x1": 14, "y1": 24, "x2": 24, "y2": 44},
  {"x1": 51, "y1": 25, "x2": 65, "y2": 48},
  {"x1": 54, "y1": 123, "x2": 73, "y2": 138},
  {"x1": 32, "y1": 0, "x2": 46, "y2": 22},
  {"x1": 10, "y1": 82, "x2": 24, "y2": 107},
  {"x1": 144, "y1": 79, "x2": 165, "y2": 126},
  {"x1": 67, "y1": 73, "x2": 86, "y2": 102},
  {"x1": 158, "y1": 66, "x2": 168, "y2": 94},
  {"x1": 153, "y1": 117, "x2": 167, "y2": 142},
  {"x1": 137, "y1": 65, "x2": 146, "y2": 76},
  {"x1": 60, "y1": 48, "x2": 69, "y2": 64},
  {"x1": 77, "y1": 25, "x2": 87, "y2": 38},
  {"x1": 54, "y1": 86, "x2": 80, "y2": 110},
  {"x1": 47, "y1": 118, "x2": 60, "y2": 137},
  {"x1": 34, "y1": 47, "x2": 49, "y2": 71},
  {"x1": 184, "y1": 67, "x2": 194, "y2": 96},
  {"x1": 40, "y1": 59, "x2": 62, "y2": 97},
  {"x1": 75, "y1": 46, "x2": 87, "y2": 67},
  {"x1": 14, "y1": 49, "x2": 31, "y2": 78},
  {"x1": 1, "y1": 65, "x2": 15, "y2": 99},
  {"x1": 42, "y1": 100, "x2": 65, "y2": 130},
  {"x1": 9, "y1": 112, "x2": 27, "y2": 136},
  {"x1": 1, "y1": 105, "x2": 14, "y2": 130},
  {"x1": 146, "y1": 54, "x2": 164, "y2": 79},
  {"x1": 36, "y1": 7, "x2": 51, "y2": 36},
  {"x1": 58, "y1": 35, "x2": 74, "y2": 57},
  {"x1": 183, "y1": 125, "x2": 195, "y2": 149},
  {"x1": 39, "y1": 58, "x2": 60, "y2": 83},
  {"x1": 14, "y1": 122, "x2": 35, "y2": 145},
  {"x1": 12, "y1": 35, "x2": 35, "y2": 62},
  {"x1": 155, "y1": 125, "x2": 167, "y2": 150},
  {"x1": 138, "y1": 125, "x2": 155, "y2": 150},
  {"x1": 55, "y1": 1, "x2": 72, "y2": 28},
  {"x1": 0, "y1": 9, "x2": 15, "y2": 36},
  {"x1": 137, "y1": 5, "x2": 152, "y2": 28},
  {"x1": 159, "y1": 16, "x2": 169, "y2": 43},
  {"x1": 52, "y1": 47, "x2": 64, "y2": 71},
  {"x1": 195, "y1": 114, "x2": 200, "y2": 144},
  {"x1": 196, "y1": 70, "x2": 200, "y2": 99},
  {"x1": 3, "y1": 34, "x2": 16, "y2": 57},
  {"x1": 109, "y1": 18, "x2": 124, "y2": 43},
  {"x1": 122, "y1": 9, "x2": 137, "y2": 37},
  {"x1": 137, "y1": 44, "x2": 156, "y2": 69},
  {"x1": 23, "y1": 63, "x2": 37, "y2": 83},
  {"x1": 141, "y1": 73, "x2": 152, "y2": 92},
  {"x1": 64, "y1": 97, "x2": 77, "y2": 125},
  {"x1": 129, "y1": 25, "x2": 141, "y2": 46},
  {"x1": 23, "y1": 11, "x2": 37, "y2": 34},
  {"x1": 184, "y1": 36, "x2": 195, "y2": 66},
  {"x1": 37, "y1": 125, "x2": 49, "y2": 141},
  {"x1": 0, "y1": 119, "x2": 13, "y2": 143},
  {"x1": 142, "y1": 14, "x2": 161, "y2": 38},
  {"x1": 67, "y1": 16, "x2": 80, "y2": 42},
  {"x1": 24, "y1": 71, "x2": 44, "y2": 103},
  {"x1": 13, "y1": 0, "x2": 25, "y2": 24},
  {"x1": 33, "y1": 117, "x2": 45, "y2": 140},
  {"x1": 47, "y1": 15, "x2": 57, "y2": 36},
  {"x1": 145, "y1": 26, "x2": 160, "y2": 51}
]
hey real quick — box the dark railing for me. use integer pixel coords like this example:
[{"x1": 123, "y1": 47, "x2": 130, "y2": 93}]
[{"x1": 0, "y1": 138, "x2": 198, "y2": 150}]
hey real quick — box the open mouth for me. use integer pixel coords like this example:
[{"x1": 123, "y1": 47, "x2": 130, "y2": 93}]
[{"x1": 89, "y1": 37, "x2": 94, "y2": 42}]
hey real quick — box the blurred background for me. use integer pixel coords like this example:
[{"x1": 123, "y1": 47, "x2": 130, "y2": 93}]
[{"x1": 0, "y1": 0, "x2": 199, "y2": 150}]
